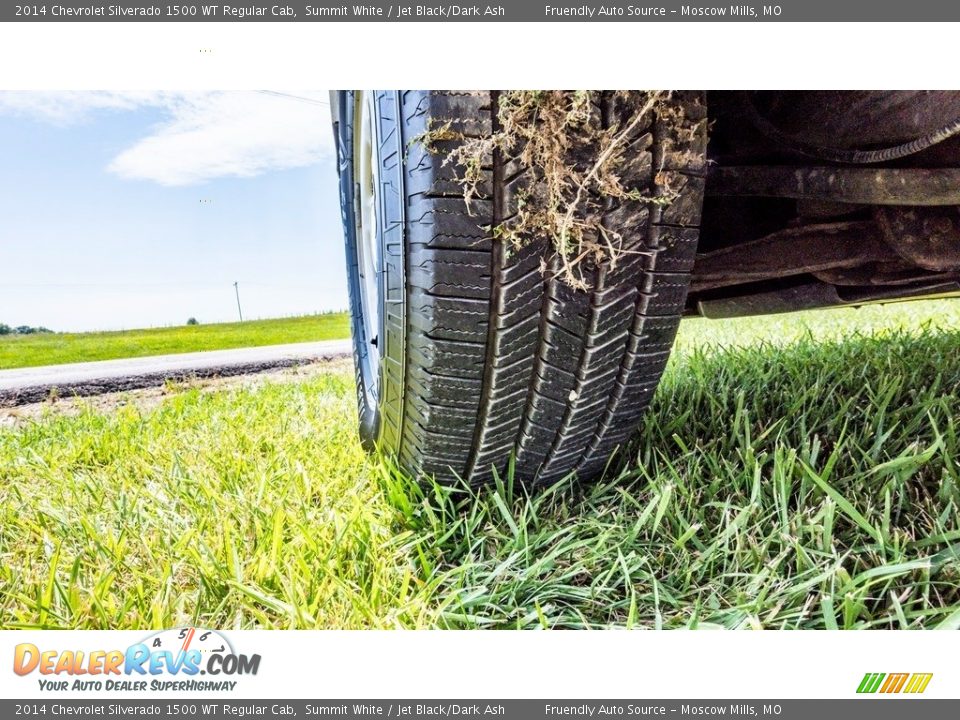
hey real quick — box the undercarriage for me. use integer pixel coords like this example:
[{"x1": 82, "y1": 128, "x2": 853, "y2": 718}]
[{"x1": 691, "y1": 91, "x2": 960, "y2": 317}]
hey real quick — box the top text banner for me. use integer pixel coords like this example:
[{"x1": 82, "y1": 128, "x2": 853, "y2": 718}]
[{"x1": 6, "y1": 0, "x2": 960, "y2": 22}]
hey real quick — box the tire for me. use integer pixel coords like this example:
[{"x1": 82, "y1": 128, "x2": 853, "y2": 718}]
[{"x1": 333, "y1": 90, "x2": 707, "y2": 486}]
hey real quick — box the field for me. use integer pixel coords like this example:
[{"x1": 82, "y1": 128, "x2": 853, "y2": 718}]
[
  {"x1": 0, "y1": 313, "x2": 350, "y2": 370},
  {"x1": 2, "y1": 299, "x2": 960, "y2": 629}
]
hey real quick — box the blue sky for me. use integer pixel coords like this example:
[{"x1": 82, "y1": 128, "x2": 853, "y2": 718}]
[{"x1": 0, "y1": 91, "x2": 347, "y2": 332}]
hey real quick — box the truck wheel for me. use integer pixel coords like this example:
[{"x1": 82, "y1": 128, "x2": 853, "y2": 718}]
[{"x1": 333, "y1": 90, "x2": 707, "y2": 486}]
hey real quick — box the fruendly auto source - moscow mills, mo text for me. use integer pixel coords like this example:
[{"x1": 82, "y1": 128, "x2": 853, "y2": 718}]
[{"x1": 543, "y1": 4, "x2": 781, "y2": 17}]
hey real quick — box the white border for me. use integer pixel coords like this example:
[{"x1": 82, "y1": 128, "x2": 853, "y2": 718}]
[
  {"x1": 0, "y1": 22, "x2": 957, "y2": 90},
  {"x1": 0, "y1": 630, "x2": 952, "y2": 699}
]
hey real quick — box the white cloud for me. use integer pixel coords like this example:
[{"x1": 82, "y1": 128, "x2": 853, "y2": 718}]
[
  {"x1": 0, "y1": 90, "x2": 168, "y2": 124},
  {"x1": 109, "y1": 91, "x2": 333, "y2": 186},
  {"x1": 0, "y1": 90, "x2": 333, "y2": 186}
]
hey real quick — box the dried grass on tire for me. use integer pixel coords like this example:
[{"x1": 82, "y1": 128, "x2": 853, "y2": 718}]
[{"x1": 419, "y1": 90, "x2": 691, "y2": 290}]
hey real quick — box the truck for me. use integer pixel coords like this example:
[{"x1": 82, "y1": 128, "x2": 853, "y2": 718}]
[{"x1": 332, "y1": 90, "x2": 960, "y2": 485}]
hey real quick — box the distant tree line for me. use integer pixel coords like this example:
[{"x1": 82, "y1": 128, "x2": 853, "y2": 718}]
[{"x1": 0, "y1": 323, "x2": 54, "y2": 336}]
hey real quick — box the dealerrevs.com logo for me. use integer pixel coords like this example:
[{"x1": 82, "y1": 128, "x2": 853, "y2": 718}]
[{"x1": 13, "y1": 627, "x2": 261, "y2": 693}]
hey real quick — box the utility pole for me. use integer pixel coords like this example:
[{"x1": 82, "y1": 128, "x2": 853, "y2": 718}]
[{"x1": 233, "y1": 281, "x2": 244, "y2": 322}]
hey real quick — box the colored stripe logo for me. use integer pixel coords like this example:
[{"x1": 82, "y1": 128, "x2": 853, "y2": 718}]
[{"x1": 857, "y1": 672, "x2": 933, "y2": 694}]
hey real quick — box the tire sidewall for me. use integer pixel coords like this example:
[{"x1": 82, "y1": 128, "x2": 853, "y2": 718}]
[
  {"x1": 334, "y1": 91, "x2": 406, "y2": 452},
  {"x1": 335, "y1": 91, "x2": 377, "y2": 448}
]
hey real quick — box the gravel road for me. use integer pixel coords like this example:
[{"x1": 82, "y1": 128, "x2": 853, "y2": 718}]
[{"x1": 0, "y1": 340, "x2": 352, "y2": 406}]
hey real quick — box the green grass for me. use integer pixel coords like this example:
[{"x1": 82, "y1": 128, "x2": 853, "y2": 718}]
[
  {"x1": 0, "y1": 313, "x2": 350, "y2": 370},
  {"x1": 2, "y1": 299, "x2": 960, "y2": 629}
]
